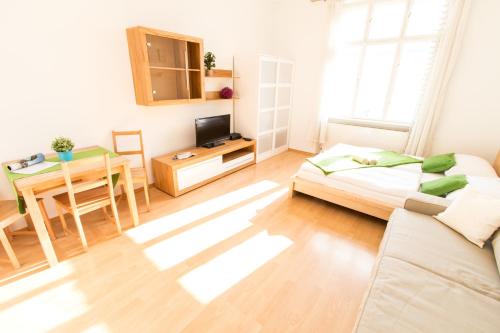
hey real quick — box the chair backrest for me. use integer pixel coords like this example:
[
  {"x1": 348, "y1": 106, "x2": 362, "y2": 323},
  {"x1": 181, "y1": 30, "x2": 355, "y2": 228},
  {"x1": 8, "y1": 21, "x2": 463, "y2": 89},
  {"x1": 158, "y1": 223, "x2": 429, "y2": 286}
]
[
  {"x1": 61, "y1": 153, "x2": 115, "y2": 210},
  {"x1": 112, "y1": 130, "x2": 146, "y2": 169}
]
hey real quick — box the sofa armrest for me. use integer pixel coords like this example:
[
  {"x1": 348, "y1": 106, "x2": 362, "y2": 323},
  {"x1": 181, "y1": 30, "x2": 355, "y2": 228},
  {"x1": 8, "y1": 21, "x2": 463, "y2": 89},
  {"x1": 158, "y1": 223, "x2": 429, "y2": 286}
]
[{"x1": 404, "y1": 192, "x2": 451, "y2": 216}]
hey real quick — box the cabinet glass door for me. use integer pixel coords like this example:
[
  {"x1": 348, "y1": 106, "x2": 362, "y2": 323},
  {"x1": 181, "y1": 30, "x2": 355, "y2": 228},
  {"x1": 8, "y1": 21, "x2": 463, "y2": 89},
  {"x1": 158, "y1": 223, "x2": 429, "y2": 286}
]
[{"x1": 257, "y1": 56, "x2": 294, "y2": 161}]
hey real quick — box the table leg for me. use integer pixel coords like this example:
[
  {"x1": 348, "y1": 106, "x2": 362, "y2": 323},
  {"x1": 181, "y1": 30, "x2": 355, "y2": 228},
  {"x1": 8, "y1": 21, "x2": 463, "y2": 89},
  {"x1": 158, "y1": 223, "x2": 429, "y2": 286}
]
[
  {"x1": 21, "y1": 189, "x2": 58, "y2": 266},
  {"x1": 122, "y1": 165, "x2": 140, "y2": 227}
]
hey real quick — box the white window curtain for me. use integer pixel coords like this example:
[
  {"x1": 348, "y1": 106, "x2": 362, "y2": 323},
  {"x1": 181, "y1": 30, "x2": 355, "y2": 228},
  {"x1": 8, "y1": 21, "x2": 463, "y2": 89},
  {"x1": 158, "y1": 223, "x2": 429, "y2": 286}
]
[{"x1": 317, "y1": 0, "x2": 471, "y2": 155}]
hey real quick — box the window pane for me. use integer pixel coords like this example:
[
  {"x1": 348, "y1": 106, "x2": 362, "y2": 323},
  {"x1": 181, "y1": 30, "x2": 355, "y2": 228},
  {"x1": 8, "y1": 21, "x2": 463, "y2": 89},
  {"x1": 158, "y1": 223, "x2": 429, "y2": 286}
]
[
  {"x1": 327, "y1": 46, "x2": 362, "y2": 119},
  {"x1": 354, "y1": 44, "x2": 397, "y2": 120},
  {"x1": 331, "y1": 3, "x2": 369, "y2": 45},
  {"x1": 406, "y1": 0, "x2": 448, "y2": 36},
  {"x1": 368, "y1": 0, "x2": 407, "y2": 40},
  {"x1": 386, "y1": 41, "x2": 436, "y2": 123}
]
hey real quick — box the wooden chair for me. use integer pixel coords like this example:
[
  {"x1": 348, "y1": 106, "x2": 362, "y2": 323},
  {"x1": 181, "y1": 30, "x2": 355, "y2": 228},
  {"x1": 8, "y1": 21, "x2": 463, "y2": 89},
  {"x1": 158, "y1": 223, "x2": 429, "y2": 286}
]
[
  {"x1": 53, "y1": 153, "x2": 121, "y2": 251},
  {"x1": 112, "y1": 130, "x2": 150, "y2": 211},
  {"x1": 0, "y1": 199, "x2": 53, "y2": 269}
]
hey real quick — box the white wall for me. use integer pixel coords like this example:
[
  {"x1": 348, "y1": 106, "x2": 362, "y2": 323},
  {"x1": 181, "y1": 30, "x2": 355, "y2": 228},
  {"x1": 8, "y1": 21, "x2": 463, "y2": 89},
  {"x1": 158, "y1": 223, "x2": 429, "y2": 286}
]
[
  {"x1": 430, "y1": 0, "x2": 500, "y2": 162},
  {"x1": 0, "y1": 0, "x2": 277, "y2": 207},
  {"x1": 273, "y1": 0, "x2": 330, "y2": 153}
]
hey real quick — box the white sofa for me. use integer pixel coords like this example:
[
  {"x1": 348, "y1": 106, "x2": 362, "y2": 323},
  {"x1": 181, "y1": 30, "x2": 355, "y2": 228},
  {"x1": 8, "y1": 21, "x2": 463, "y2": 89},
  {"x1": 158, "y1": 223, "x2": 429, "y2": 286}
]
[{"x1": 354, "y1": 197, "x2": 500, "y2": 332}]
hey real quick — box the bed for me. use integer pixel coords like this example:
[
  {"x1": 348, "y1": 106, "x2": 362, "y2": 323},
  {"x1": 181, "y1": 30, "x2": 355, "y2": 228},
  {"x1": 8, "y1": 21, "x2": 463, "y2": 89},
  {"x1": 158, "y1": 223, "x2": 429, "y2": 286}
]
[{"x1": 290, "y1": 144, "x2": 500, "y2": 220}]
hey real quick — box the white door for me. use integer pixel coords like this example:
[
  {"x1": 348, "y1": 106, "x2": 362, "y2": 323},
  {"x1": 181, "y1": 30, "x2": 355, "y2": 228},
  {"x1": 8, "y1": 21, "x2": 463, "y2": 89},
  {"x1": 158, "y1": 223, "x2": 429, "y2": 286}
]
[{"x1": 257, "y1": 56, "x2": 294, "y2": 161}]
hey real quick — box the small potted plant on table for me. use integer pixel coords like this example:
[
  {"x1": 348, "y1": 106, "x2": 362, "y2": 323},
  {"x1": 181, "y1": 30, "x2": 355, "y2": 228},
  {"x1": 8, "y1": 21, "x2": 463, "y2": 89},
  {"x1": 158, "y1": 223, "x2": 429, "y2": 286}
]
[{"x1": 52, "y1": 137, "x2": 75, "y2": 161}]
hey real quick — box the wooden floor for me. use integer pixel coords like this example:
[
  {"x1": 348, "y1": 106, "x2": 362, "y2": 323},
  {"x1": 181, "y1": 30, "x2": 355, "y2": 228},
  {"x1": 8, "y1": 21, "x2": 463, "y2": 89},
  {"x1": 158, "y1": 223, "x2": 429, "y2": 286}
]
[{"x1": 0, "y1": 151, "x2": 386, "y2": 333}]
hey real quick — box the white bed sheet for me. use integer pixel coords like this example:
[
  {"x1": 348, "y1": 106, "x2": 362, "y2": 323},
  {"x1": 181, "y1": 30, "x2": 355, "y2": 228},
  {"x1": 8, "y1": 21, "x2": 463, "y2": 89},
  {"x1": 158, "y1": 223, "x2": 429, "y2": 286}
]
[
  {"x1": 296, "y1": 144, "x2": 424, "y2": 207},
  {"x1": 295, "y1": 143, "x2": 498, "y2": 209},
  {"x1": 296, "y1": 167, "x2": 410, "y2": 207}
]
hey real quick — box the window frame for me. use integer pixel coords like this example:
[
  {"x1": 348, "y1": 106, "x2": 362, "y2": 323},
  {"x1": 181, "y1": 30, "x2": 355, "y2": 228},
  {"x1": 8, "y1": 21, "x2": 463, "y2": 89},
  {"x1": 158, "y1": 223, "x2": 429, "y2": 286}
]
[{"x1": 329, "y1": 0, "x2": 446, "y2": 127}]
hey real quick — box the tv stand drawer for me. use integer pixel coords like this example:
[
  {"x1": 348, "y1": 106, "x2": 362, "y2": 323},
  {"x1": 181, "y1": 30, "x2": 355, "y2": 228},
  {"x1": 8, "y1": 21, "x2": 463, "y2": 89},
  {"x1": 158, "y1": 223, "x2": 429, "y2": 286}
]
[
  {"x1": 222, "y1": 152, "x2": 254, "y2": 171},
  {"x1": 177, "y1": 156, "x2": 222, "y2": 190}
]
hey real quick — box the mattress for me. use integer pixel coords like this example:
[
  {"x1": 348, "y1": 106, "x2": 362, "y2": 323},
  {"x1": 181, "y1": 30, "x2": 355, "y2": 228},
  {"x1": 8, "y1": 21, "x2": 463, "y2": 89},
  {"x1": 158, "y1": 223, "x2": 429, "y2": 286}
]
[{"x1": 295, "y1": 143, "x2": 425, "y2": 207}]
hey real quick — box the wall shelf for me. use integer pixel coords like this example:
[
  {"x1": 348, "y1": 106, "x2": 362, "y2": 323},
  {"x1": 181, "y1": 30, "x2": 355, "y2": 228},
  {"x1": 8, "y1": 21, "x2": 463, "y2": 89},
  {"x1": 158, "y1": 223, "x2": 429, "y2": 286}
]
[
  {"x1": 205, "y1": 91, "x2": 239, "y2": 101},
  {"x1": 205, "y1": 69, "x2": 233, "y2": 78}
]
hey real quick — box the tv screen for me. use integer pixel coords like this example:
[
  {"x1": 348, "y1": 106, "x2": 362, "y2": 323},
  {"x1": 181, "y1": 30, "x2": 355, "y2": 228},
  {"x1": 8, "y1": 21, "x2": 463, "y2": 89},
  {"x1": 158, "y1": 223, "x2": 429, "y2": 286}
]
[{"x1": 195, "y1": 114, "x2": 230, "y2": 147}]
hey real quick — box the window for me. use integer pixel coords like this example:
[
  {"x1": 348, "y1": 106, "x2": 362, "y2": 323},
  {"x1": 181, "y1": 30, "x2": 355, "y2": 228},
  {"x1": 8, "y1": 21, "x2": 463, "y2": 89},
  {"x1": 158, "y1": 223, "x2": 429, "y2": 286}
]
[{"x1": 324, "y1": 0, "x2": 450, "y2": 125}]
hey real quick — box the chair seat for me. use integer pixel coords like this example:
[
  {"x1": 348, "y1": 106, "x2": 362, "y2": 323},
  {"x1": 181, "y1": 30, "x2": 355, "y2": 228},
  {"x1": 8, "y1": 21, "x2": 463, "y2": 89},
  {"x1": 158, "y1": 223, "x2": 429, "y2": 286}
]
[
  {"x1": 131, "y1": 167, "x2": 147, "y2": 180},
  {"x1": 118, "y1": 167, "x2": 147, "y2": 184},
  {"x1": 53, "y1": 186, "x2": 111, "y2": 211},
  {"x1": 0, "y1": 200, "x2": 21, "y2": 228}
]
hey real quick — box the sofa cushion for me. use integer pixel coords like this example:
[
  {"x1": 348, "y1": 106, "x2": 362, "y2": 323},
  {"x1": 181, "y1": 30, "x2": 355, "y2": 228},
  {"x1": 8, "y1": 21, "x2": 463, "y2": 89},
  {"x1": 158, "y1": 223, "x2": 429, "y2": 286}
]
[
  {"x1": 355, "y1": 256, "x2": 500, "y2": 333},
  {"x1": 382, "y1": 209, "x2": 500, "y2": 300},
  {"x1": 404, "y1": 192, "x2": 450, "y2": 216},
  {"x1": 434, "y1": 187, "x2": 500, "y2": 248}
]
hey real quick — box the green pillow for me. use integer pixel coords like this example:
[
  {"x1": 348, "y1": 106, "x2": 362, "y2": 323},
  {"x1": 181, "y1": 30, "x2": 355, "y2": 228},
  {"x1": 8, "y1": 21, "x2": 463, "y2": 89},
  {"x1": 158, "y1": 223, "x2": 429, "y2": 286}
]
[
  {"x1": 420, "y1": 175, "x2": 468, "y2": 197},
  {"x1": 422, "y1": 153, "x2": 456, "y2": 173}
]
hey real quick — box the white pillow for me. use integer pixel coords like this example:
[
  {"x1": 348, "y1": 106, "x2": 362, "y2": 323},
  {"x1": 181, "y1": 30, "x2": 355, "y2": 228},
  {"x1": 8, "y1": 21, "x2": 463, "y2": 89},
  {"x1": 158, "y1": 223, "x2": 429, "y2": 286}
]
[
  {"x1": 446, "y1": 176, "x2": 500, "y2": 201},
  {"x1": 435, "y1": 187, "x2": 500, "y2": 248},
  {"x1": 445, "y1": 154, "x2": 498, "y2": 178}
]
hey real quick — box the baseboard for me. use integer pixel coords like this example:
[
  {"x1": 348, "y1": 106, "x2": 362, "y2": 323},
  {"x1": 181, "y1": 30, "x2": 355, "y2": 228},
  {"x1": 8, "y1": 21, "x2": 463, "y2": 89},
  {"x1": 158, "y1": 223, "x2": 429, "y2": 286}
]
[{"x1": 287, "y1": 148, "x2": 315, "y2": 156}]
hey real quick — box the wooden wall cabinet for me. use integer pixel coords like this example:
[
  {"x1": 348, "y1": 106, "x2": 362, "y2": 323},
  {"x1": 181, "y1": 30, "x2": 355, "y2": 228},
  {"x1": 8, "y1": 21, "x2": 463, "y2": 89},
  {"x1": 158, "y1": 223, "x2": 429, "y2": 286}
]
[{"x1": 126, "y1": 26, "x2": 205, "y2": 106}]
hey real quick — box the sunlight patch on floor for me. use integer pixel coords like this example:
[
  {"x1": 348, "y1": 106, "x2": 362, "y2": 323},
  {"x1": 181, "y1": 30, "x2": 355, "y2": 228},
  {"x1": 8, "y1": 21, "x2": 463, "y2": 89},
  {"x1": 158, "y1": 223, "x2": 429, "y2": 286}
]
[
  {"x1": 0, "y1": 263, "x2": 74, "y2": 303},
  {"x1": 143, "y1": 187, "x2": 289, "y2": 271},
  {"x1": 126, "y1": 180, "x2": 280, "y2": 244},
  {"x1": 178, "y1": 231, "x2": 293, "y2": 304},
  {"x1": 0, "y1": 280, "x2": 88, "y2": 332},
  {"x1": 82, "y1": 323, "x2": 111, "y2": 333}
]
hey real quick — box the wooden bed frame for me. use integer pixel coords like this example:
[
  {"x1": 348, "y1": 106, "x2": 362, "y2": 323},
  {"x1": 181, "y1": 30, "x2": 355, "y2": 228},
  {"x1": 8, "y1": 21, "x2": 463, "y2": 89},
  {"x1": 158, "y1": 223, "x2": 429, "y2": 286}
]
[{"x1": 290, "y1": 150, "x2": 500, "y2": 221}]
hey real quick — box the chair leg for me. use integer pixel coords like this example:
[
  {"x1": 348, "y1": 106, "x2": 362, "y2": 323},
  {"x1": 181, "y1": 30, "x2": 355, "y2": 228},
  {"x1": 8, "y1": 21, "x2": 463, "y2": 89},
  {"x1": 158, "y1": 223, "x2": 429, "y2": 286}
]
[
  {"x1": 55, "y1": 203, "x2": 69, "y2": 236},
  {"x1": 101, "y1": 207, "x2": 114, "y2": 224},
  {"x1": 72, "y1": 212, "x2": 88, "y2": 251},
  {"x1": 38, "y1": 200, "x2": 56, "y2": 241},
  {"x1": 5, "y1": 227, "x2": 14, "y2": 242},
  {"x1": 0, "y1": 228, "x2": 20, "y2": 269},
  {"x1": 25, "y1": 213, "x2": 34, "y2": 231},
  {"x1": 143, "y1": 180, "x2": 151, "y2": 212},
  {"x1": 115, "y1": 184, "x2": 126, "y2": 206},
  {"x1": 109, "y1": 198, "x2": 122, "y2": 235}
]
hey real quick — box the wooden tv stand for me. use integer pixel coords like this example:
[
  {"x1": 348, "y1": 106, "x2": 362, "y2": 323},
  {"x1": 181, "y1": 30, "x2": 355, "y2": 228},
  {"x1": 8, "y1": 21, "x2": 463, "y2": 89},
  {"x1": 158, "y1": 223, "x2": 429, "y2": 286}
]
[{"x1": 152, "y1": 139, "x2": 256, "y2": 197}]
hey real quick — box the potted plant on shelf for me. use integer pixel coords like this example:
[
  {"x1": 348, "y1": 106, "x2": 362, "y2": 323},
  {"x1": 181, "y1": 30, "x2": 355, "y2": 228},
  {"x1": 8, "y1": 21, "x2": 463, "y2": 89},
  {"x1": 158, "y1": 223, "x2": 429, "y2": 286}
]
[
  {"x1": 52, "y1": 137, "x2": 75, "y2": 161},
  {"x1": 204, "y1": 51, "x2": 216, "y2": 76}
]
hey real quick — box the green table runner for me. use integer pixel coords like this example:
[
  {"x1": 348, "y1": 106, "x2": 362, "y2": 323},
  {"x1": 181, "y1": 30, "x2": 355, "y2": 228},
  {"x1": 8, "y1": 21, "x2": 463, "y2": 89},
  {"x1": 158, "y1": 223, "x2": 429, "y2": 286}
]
[
  {"x1": 307, "y1": 151, "x2": 422, "y2": 175},
  {"x1": 3, "y1": 147, "x2": 119, "y2": 214}
]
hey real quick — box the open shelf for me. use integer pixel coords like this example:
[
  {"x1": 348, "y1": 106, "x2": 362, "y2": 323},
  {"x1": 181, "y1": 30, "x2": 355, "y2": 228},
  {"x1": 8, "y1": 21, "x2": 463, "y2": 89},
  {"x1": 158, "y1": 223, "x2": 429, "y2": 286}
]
[
  {"x1": 205, "y1": 91, "x2": 240, "y2": 101},
  {"x1": 149, "y1": 66, "x2": 185, "y2": 71},
  {"x1": 205, "y1": 69, "x2": 233, "y2": 78},
  {"x1": 222, "y1": 147, "x2": 254, "y2": 164}
]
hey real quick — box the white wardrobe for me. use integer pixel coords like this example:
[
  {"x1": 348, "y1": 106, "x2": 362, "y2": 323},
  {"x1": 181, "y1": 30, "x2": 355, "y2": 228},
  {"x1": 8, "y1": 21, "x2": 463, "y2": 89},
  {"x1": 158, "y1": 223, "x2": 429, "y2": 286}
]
[{"x1": 257, "y1": 56, "x2": 294, "y2": 161}]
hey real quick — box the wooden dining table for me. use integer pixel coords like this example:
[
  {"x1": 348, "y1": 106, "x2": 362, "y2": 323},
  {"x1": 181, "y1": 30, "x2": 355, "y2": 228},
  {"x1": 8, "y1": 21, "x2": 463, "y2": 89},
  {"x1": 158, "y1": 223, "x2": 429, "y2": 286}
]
[{"x1": 3, "y1": 146, "x2": 140, "y2": 267}]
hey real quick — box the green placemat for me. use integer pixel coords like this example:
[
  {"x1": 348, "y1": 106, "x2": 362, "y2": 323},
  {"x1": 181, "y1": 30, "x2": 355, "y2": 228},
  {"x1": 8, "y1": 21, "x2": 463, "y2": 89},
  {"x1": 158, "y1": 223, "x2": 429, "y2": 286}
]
[{"x1": 3, "y1": 147, "x2": 119, "y2": 213}]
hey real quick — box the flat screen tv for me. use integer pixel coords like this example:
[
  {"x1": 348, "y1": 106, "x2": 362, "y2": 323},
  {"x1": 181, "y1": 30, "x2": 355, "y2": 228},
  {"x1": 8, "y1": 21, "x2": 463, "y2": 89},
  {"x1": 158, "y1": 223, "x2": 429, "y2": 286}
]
[{"x1": 195, "y1": 114, "x2": 230, "y2": 147}]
